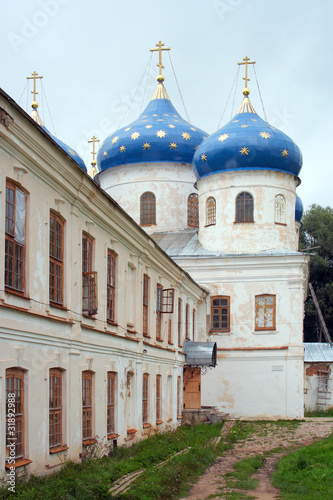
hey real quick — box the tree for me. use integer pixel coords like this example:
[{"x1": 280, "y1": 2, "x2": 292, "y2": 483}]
[{"x1": 300, "y1": 204, "x2": 333, "y2": 342}]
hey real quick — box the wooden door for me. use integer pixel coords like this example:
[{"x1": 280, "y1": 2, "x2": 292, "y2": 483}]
[{"x1": 183, "y1": 367, "x2": 201, "y2": 409}]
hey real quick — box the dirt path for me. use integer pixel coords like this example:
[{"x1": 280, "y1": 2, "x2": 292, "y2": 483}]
[{"x1": 180, "y1": 418, "x2": 333, "y2": 500}]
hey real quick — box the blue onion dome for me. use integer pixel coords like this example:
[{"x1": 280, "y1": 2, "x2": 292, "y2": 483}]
[
  {"x1": 193, "y1": 89, "x2": 302, "y2": 180},
  {"x1": 97, "y1": 82, "x2": 207, "y2": 171},
  {"x1": 295, "y1": 195, "x2": 304, "y2": 222},
  {"x1": 30, "y1": 103, "x2": 87, "y2": 172}
]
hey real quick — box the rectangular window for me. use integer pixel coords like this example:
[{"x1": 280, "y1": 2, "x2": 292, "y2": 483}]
[
  {"x1": 107, "y1": 372, "x2": 116, "y2": 436},
  {"x1": 156, "y1": 284, "x2": 163, "y2": 339},
  {"x1": 177, "y1": 376, "x2": 182, "y2": 417},
  {"x1": 255, "y1": 294, "x2": 276, "y2": 330},
  {"x1": 156, "y1": 374, "x2": 161, "y2": 422},
  {"x1": 49, "y1": 369, "x2": 62, "y2": 449},
  {"x1": 5, "y1": 181, "x2": 26, "y2": 293},
  {"x1": 143, "y1": 275, "x2": 149, "y2": 336},
  {"x1": 49, "y1": 213, "x2": 64, "y2": 306},
  {"x1": 193, "y1": 308, "x2": 196, "y2": 341},
  {"x1": 211, "y1": 296, "x2": 230, "y2": 332},
  {"x1": 107, "y1": 251, "x2": 116, "y2": 323},
  {"x1": 142, "y1": 373, "x2": 149, "y2": 425},
  {"x1": 178, "y1": 298, "x2": 182, "y2": 347},
  {"x1": 185, "y1": 304, "x2": 190, "y2": 340},
  {"x1": 82, "y1": 371, "x2": 93, "y2": 441},
  {"x1": 161, "y1": 288, "x2": 174, "y2": 313},
  {"x1": 82, "y1": 233, "x2": 98, "y2": 315},
  {"x1": 6, "y1": 369, "x2": 24, "y2": 459},
  {"x1": 168, "y1": 318, "x2": 172, "y2": 344}
]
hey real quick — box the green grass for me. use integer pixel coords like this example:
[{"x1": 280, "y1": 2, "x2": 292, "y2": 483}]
[
  {"x1": 0, "y1": 423, "x2": 223, "y2": 500},
  {"x1": 304, "y1": 408, "x2": 333, "y2": 418},
  {"x1": 272, "y1": 432, "x2": 333, "y2": 499}
]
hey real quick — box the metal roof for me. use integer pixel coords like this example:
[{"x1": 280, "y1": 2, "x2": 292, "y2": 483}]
[
  {"x1": 304, "y1": 342, "x2": 333, "y2": 362},
  {"x1": 184, "y1": 341, "x2": 217, "y2": 367}
]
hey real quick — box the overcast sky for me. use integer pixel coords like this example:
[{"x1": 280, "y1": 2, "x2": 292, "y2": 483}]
[{"x1": 1, "y1": 0, "x2": 332, "y2": 210}]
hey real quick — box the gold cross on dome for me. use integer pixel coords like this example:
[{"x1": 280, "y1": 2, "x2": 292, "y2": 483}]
[
  {"x1": 150, "y1": 41, "x2": 170, "y2": 81},
  {"x1": 88, "y1": 136, "x2": 100, "y2": 166},
  {"x1": 26, "y1": 71, "x2": 43, "y2": 107},
  {"x1": 238, "y1": 57, "x2": 256, "y2": 91}
]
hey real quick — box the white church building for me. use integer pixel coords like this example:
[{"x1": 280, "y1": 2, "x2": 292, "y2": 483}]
[{"x1": 0, "y1": 47, "x2": 309, "y2": 479}]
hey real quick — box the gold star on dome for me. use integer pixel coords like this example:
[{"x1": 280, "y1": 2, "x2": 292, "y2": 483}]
[
  {"x1": 240, "y1": 147, "x2": 249, "y2": 155},
  {"x1": 233, "y1": 120, "x2": 239, "y2": 123},
  {"x1": 201, "y1": 154, "x2": 207, "y2": 162},
  {"x1": 131, "y1": 131, "x2": 140, "y2": 140},
  {"x1": 218, "y1": 134, "x2": 229, "y2": 142},
  {"x1": 142, "y1": 115, "x2": 147, "y2": 118},
  {"x1": 157, "y1": 119, "x2": 164, "y2": 121},
  {"x1": 103, "y1": 151, "x2": 107, "y2": 157},
  {"x1": 145, "y1": 124, "x2": 153, "y2": 129},
  {"x1": 119, "y1": 145, "x2": 126, "y2": 152},
  {"x1": 164, "y1": 114, "x2": 169, "y2": 116},
  {"x1": 190, "y1": 127, "x2": 197, "y2": 131},
  {"x1": 251, "y1": 119, "x2": 257, "y2": 122},
  {"x1": 182, "y1": 132, "x2": 191, "y2": 140},
  {"x1": 143, "y1": 142, "x2": 151, "y2": 150},
  {"x1": 194, "y1": 145, "x2": 198, "y2": 150},
  {"x1": 174, "y1": 115, "x2": 179, "y2": 118},
  {"x1": 174, "y1": 120, "x2": 180, "y2": 122},
  {"x1": 281, "y1": 149, "x2": 289, "y2": 157},
  {"x1": 141, "y1": 120, "x2": 148, "y2": 123},
  {"x1": 156, "y1": 130, "x2": 166, "y2": 138},
  {"x1": 125, "y1": 127, "x2": 131, "y2": 131},
  {"x1": 241, "y1": 125, "x2": 248, "y2": 128},
  {"x1": 260, "y1": 131, "x2": 271, "y2": 139},
  {"x1": 170, "y1": 142, "x2": 177, "y2": 149},
  {"x1": 168, "y1": 124, "x2": 175, "y2": 128},
  {"x1": 111, "y1": 136, "x2": 119, "y2": 144},
  {"x1": 68, "y1": 149, "x2": 75, "y2": 156},
  {"x1": 153, "y1": 114, "x2": 158, "y2": 117}
]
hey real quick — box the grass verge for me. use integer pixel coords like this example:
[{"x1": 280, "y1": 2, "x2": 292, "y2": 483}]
[
  {"x1": 272, "y1": 432, "x2": 333, "y2": 499},
  {"x1": 0, "y1": 423, "x2": 223, "y2": 500}
]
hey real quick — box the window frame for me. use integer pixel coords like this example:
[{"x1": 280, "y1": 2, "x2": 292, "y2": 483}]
[
  {"x1": 49, "y1": 368, "x2": 63, "y2": 450},
  {"x1": 235, "y1": 192, "x2": 254, "y2": 223},
  {"x1": 82, "y1": 233, "x2": 98, "y2": 316},
  {"x1": 210, "y1": 296, "x2": 230, "y2": 332},
  {"x1": 185, "y1": 303, "x2": 190, "y2": 340},
  {"x1": 107, "y1": 372, "x2": 116, "y2": 437},
  {"x1": 156, "y1": 284, "x2": 163, "y2": 340},
  {"x1": 140, "y1": 191, "x2": 156, "y2": 226},
  {"x1": 187, "y1": 193, "x2": 199, "y2": 228},
  {"x1": 255, "y1": 294, "x2": 276, "y2": 331},
  {"x1": 178, "y1": 298, "x2": 182, "y2": 347},
  {"x1": 142, "y1": 373, "x2": 149, "y2": 426},
  {"x1": 49, "y1": 212, "x2": 64, "y2": 307},
  {"x1": 177, "y1": 376, "x2": 182, "y2": 418},
  {"x1": 206, "y1": 196, "x2": 216, "y2": 226},
  {"x1": 6, "y1": 368, "x2": 25, "y2": 460},
  {"x1": 193, "y1": 308, "x2": 196, "y2": 341},
  {"x1": 275, "y1": 194, "x2": 286, "y2": 225},
  {"x1": 168, "y1": 317, "x2": 173, "y2": 345},
  {"x1": 5, "y1": 180, "x2": 27, "y2": 295},
  {"x1": 82, "y1": 371, "x2": 93, "y2": 442},
  {"x1": 143, "y1": 274, "x2": 149, "y2": 337},
  {"x1": 156, "y1": 374, "x2": 161, "y2": 422},
  {"x1": 107, "y1": 250, "x2": 117, "y2": 323}
]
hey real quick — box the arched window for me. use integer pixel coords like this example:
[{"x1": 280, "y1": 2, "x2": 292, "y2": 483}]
[
  {"x1": 235, "y1": 192, "x2": 254, "y2": 223},
  {"x1": 206, "y1": 196, "x2": 216, "y2": 226},
  {"x1": 188, "y1": 193, "x2": 199, "y2": 227},
  {"x1": 140, "y1": 192, "x2": 156, "y2": 226},
  {"x1": 275, "y1": 195, "x2": 286, "y2": 224}
]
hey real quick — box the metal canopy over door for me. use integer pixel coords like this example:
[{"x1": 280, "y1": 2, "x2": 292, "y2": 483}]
[{"x1": 183, "y1": 366, "x2": 201, "y2": 409}]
